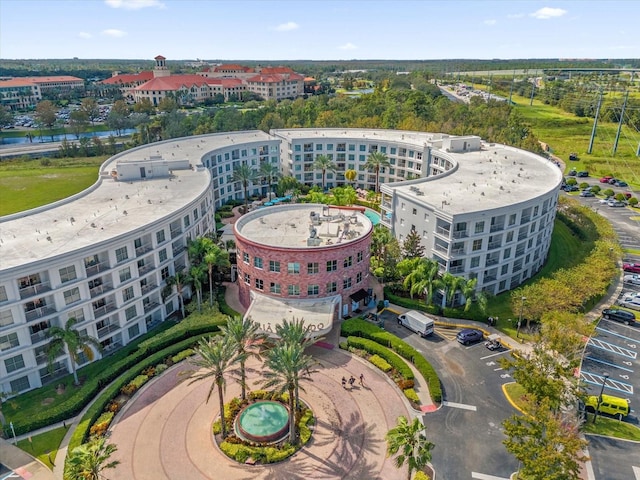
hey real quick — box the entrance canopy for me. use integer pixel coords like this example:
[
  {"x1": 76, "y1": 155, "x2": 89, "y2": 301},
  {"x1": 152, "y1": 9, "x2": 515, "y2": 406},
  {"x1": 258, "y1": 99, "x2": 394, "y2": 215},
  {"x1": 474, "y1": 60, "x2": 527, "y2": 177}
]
[
  {"x1": 244, "y1": 292, "x2": 340, "y2": 339},
  {"x1": 350, "y1": 288, "x2": 369, "y2": 303}
]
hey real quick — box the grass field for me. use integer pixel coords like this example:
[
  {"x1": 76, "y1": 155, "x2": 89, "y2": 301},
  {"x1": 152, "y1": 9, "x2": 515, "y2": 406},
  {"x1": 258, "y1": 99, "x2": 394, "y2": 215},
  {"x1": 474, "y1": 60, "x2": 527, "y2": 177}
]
[
  {"x1": 0, "y1": 157, "x2": 105, "y2": 216},
  {"x1": 16, "y1": 426, "x2": 67, "y2": 469}
]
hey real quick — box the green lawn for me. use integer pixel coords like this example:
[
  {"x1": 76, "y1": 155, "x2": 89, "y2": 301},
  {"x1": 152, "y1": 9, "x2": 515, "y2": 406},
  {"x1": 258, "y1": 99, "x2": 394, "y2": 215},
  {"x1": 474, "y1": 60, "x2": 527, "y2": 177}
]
[
  {"x1": 16, "y1": 426, "x2": 68, "y2": 469},
  {"x1": 0, "y1": 157, "x2": 105, "y2": 216}
]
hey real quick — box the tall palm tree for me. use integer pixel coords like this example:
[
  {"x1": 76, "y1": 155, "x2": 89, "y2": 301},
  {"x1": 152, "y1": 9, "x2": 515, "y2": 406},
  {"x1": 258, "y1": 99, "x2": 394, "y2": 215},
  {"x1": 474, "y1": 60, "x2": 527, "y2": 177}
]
[
  {"x1": 189, "y1": 263, "x2": 207, "y2": 312},
  {"x1": 165, "y1": 271, "x2": 189, "y2": 318},
  {"x1": 399, "y1": 257, "x2": 439, "y2": 305},
  {"x1": 189, "y1": 335, "x2": 238, "y2": 439},
  {"x1": 187, "y1": 237, "x2": 213, "y2": 266},
  {"x1": 46, "y1": 318, "x2": 102, "y2": 386},
  {"x1": 345, "y1": 168, "x2": 357, "y2": 185},
  {"x1": 262, "y1": 341, "x2": 315, "y2": 444},
  {"x1": 436, "y1": 272, "x2": 465, "y2": 309},
  {"x1": 460, "y1": 277, "x2": 488, "y2": 313},
  {"x1": 371, "y1": 224, "x2": 393, "y2": 265},
  {"x1": 220, "y1": 316, "x2": 265, "y2": 401},
  {"x1": 259, "y1": 162, "x2": 280, "y2": 199},
  {"x1": 64, "y1": 437, "x2": 120, "y2": 480},
  {"x1": 364, "y1": 151, "x2": 390, "y2": 194},
  {"x1": 313, "y1": 154, "x2": 337, "y2": 192},
  {"x1": 204, "y1": 244, "x2": 230, "y2": 306},
  {"x1": 232, "y1": 163, "x2": 259, "y2": 214},
  {"x1": 386, "y1": 416, "x2": 435, "y2": 480}
]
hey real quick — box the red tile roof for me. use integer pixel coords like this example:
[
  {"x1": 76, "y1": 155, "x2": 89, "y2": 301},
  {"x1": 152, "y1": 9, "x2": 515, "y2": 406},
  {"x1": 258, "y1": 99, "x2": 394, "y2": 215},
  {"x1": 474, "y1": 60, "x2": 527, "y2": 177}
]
[
  {"x1": 260, "y1": 67, "x2": 295, "y2": 74},
  {"x1": 246, "y1": 73, "x2": 304, "y2": 83},
  {"x1": 0, "y1": 78, "x2": 37, "y2": 87},
  {"x1": 206, "y1": 78, "x2": 245, "y2": 87},
  {"x1": 135, "y1": 74, "x2": 214, "y2": 91},
  {"x1": 101, "y1": 71, "x2": 154, "y2": 85},
  {"x1": 25, "y1": 76, "x2": 84, "y2": 83},
  {"x1": 213, "y1": 64, "x2": 254, "y2": 73},
  {"x1": 154, "y1": 55, "x2": 166, "y2": 60}
]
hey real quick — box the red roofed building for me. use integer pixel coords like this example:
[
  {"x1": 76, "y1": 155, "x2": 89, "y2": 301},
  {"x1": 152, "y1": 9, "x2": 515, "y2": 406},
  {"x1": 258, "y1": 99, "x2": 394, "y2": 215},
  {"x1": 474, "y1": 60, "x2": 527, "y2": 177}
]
[
  {"x1": 0, "y1": 76, "x2": 84, "y2": 110},
  {"x1": 133, "y1": 75, "x2": 216, "y2": 106},
  {"x1": 100, "y1": 71, "x2": 155, "y2": 100},
  {"x1": 245, "y1": 72, "x2": 304, "y2": 101}
]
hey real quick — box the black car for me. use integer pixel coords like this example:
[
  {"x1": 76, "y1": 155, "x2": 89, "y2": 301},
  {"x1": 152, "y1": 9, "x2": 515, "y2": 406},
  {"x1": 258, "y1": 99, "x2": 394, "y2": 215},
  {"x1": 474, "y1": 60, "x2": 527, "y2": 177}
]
[
  {"x1": 456, "y1": 328, "x2": 484, "y2": 345},
  {"x1": 576, "y1": 171, "x2": 589, "y2": 177},
  {"x1": 602, "y1": 308, "x2": 636, "y2": 325},
  {"x1": 563, "y1": 185, "x2": 579, "y2": 192}
]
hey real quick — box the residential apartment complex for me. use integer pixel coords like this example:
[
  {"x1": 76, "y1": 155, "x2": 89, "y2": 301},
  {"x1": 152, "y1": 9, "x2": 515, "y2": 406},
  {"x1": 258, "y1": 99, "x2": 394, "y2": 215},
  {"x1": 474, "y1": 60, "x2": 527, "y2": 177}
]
[
  {"x1": 0, "y1": 128, "x2": 560, "y2": 396},
  {"x1": 0, "y1": 76, "x2": 84, "y2": 110}
]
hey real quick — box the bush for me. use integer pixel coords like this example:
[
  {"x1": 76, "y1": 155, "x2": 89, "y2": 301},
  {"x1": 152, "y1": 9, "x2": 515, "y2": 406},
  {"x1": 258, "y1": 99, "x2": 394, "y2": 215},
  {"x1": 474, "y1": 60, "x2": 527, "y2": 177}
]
[
  {"x1": 368, "y1": 354, "x2": 392, "y2": 372},
  {"x1": 403, "y1": 388, "x2": 420, "y2": 404},
  {"x1": 89, "y1": 411, "x2": 114, "y2": 437},
  {"x1": 383, "y1": 288, "x2": 441, "y2": 315},
  {"x1": 347, "y1": 337, "x2": 413, "y2": 379},
  {"x1": 397, "y1": 379, "x2": 415, "y2": 390},
  {"x1": 155, "y1": 363, "x2": 168, "y2": 375},
  {"x1": 171, "y1": 349, "x2": 195, "y2": 363},
  {"x1": 414, "y1": 471, "x2": 431, "y2": 480}
]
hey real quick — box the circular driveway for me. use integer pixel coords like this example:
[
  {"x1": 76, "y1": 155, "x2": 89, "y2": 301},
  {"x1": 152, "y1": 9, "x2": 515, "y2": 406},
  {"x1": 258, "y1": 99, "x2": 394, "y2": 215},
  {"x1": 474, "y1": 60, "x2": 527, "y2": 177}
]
[{"x1": 107, "y1": 347, "x2": 411, "y2": 480}]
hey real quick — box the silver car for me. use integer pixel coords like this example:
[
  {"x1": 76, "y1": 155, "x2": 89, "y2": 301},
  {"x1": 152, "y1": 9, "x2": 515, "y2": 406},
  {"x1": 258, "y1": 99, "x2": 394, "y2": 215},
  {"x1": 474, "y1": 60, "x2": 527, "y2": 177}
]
[
  {"x1": 624, "y1": 274, "x2": 640, "y2": 286},
  {"x1": 617, "y1": 296, "x2": 640, "y2": 311}
]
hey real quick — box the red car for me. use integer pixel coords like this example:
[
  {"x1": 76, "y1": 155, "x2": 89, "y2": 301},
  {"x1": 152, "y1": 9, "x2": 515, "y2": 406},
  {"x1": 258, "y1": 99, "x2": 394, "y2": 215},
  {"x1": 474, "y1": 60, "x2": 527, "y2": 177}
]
[
  {"x1": 624, "y1": 263, "x2": 640, "y2": 274},
  {"x1": 600, "y1": 176, "x2": 613, "y2": 183}
]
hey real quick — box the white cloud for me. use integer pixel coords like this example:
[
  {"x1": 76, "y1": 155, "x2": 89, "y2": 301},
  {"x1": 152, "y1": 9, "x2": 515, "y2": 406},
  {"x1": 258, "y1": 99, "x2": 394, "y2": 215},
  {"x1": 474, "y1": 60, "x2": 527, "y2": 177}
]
[
  {"x1": 105, "y1": 0, "x2": 165, "y2": 10},
  {"x1": 273, "y1": 22, "x2": 299, "y2": 32},
  {"x1": 507, "y1": 13, "x2": 524, "y2": 19},
  {"x1": 78, "y1": 32, "x2": 92, "y2": 39},
  {"x1": 338, "y1": 42, "x2": 358, "y2": 50},
  {"x1": 484, "y1": 19, "x2": 497, "y2": 26},
  {"x1": 530, "y1": 7, "x2": 567, "y2": 19},
  {"x1": 102, "y1": 29, "x2": 127, "y2": 38}
]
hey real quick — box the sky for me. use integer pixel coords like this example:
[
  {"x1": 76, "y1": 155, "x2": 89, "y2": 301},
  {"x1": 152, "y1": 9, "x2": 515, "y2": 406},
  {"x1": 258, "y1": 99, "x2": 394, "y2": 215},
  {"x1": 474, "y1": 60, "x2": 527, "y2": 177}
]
[{"x1": 0, "y1": 0, "x2": 638, "y2": 61}]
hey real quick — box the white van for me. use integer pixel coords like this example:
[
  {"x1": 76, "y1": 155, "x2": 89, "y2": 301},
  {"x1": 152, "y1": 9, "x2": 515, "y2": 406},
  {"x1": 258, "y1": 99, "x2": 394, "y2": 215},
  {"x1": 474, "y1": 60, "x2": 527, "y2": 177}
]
[{"x1": 397, "y1": 310, "x2": 435, "y2": 337}]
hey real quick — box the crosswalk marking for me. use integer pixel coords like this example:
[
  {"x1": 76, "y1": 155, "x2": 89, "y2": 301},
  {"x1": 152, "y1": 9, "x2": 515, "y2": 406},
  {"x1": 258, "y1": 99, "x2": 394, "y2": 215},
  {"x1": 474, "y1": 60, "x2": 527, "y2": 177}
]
[
  {"x1": 471, "y1": 472, "x2": 510, "y2": 480},
  {"x1": 442, "y1": 401, "x2": 477, "y2": 411}
]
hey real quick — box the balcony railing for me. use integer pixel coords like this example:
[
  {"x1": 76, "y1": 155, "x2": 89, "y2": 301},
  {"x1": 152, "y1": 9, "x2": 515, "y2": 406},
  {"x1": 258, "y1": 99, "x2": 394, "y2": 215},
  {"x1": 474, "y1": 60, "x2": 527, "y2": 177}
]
[
  {"x1": 40, "y1": 365, "x2": 69, "y2": 385},
  {"x1": 433, "y1": 244, "x2": 448, "y2": 254},
  {"x1": 102, "y1": 341, "x2": 123, "y2": 355},
  {"x1": 90, "y1": 283, "x2": 114, "y2": 298},
  {"x1": 170, "y1": 228, "x2": 182, "y2": 239},
  {"x1": 135, "y1": 243, "x2": 153, "y2": 256},
  {"x1": 452, "y1": 230, "x2": 468, "y2": 239},
  {"x1": 486, "y1": 258, "x2": 499, "y2": 266},
  {"x1": 520, "y1": 216, "x2": 531, "y2": 224},
  {"x1": 143, "y1": 300, "x2": 160, "y2": 313},
  {"x1": 35, "y1": 352, "x2": 48, "y2": 365},
  {"x1": 172, "y1": 245, "x2": 185, "y2": 257},
  {"x1": 436, "y1": 226, "x2": 451, "y2": 238},
  {"x1": 25, "y1": 305, "x2": 57, "y2": 322},
  {"x1": 141, "y1": 283, "x2": 158, "y2": 295},
  {"x1": 490, "y1": 224, "x2": 504, "y2": 233},
  {"x1": 138, "y1": 263, "x2": 155, "y2": 276},
  {"x1": 487, "y1": 241, "x2": 501, "y2": 250},
  {"x1": 85, "y1": 261, "x2": 110, "y2": 277},
  {"x1": 97, "y1": 323, "x2": 120, "y2": 339},
  {"x1": 484, "y1": 275, "x2": 497, "y2": 282},
  {"x1": 449, "y1": 266, "x2": 465, "y2": 274},
  {"x1": 515, "y1": 248, "x2": 525, "y2": 257},
  {"x1": 19, "y1": 282, "x2": 52, "y2": 300},
  {"x1": 92, "y1": 303, "x2": 117, "y2": 319},
  {"x1": 518, "y1": 233, "x2": 527, "y2": 241},
  {"x1": 30, "y1": 330, "x2": 49, "y2": 344},
  {"x1": 451, "y1": 248, "x2": 465, "y2": 255}
]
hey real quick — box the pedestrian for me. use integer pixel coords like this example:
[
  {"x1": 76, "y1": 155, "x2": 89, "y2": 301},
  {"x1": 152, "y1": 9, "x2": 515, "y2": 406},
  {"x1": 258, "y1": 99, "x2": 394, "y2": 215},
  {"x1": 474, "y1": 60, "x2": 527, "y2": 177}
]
[
  {"x1": 488, "y1": 316, "x2": 493, "y2": 326},
  {"x1": 348, "y1": 375, "x2": 356, "y2": 389},
  {"x1": 359, "y1": 373, "x2": 365, "y2": 386},
  {"x1": 341, "y1": 376, "x2": 347, "y2": 389}
]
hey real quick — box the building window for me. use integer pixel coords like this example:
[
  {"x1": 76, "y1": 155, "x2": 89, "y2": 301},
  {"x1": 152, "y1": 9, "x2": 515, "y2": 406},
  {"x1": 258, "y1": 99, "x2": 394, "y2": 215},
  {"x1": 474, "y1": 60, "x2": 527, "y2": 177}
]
[
  {"x1": 326, "y1": 281, "x2": 337, "y2": 293},
  {"x1": 10, "y1": 376, "x2": 30, "y2": 393},
  {"x1": 4, "y1": 354, "x2": 25, "y2": 373},
  {"x1": 307, "y1": 262, "x2": 319, "y2": 274},
  {"x1": 307, "y1": 285, "x2": 319, "y2": 296},
  {"x1": 255, "y1": 278, "x2": 264, "y2": 290},
  {"x1": 288, "y1": 262, "x2": 300, "y2": 274},
  {"x1": 509, "y1": 214, "x2": 516, "y2": 226},
  {"x1": 119, "y1": 267, "x2": 131, "y2": 283},
  {"x1": 475, "y1": 221, "x2": 485, "y2": 234},
  {"x1": 504, "y1": 248, "x2": 511, "y2": 259},
  {"x1": 183, "y1": 215, "x2": 190, "y2": 228},
  {"x1": 122, "y1": 286, "x2": 135, "y2": 302},
  {"x1": 59, "y1": 265, "x2": 77, "y2": 283},
  {"x1": 115, "y1": 246, "x2": 128, "y2": 263},
  {"x1": 161, "y1": 266, "x2": 170, "y2": 280},
  {"x1": 0, "y1": 310, "x2": 14, "y2": 328},
  {"x1": 270, "y1": 283, "x2": 281, "y2": 294},
  {"x1": 288, "y1": 285, "x2": 300, "y2": 296},
  {"x1": 472, "y1": 239, "x2": 483, "y2": 251},
  {"x1": 501, "y1": 264, "x2": 509, "y2": 275},
  {"x1": 356, "y1": 272, "x2": 362, "y2": 284},
  {"x1": 128, "y1": 323, "x2": 140, "y2": 339},
  {"x1": 63, "y1": 287, "x2": 81, "y2": 305},
  {"x1": 470, "y1": 257, "x2": 480, "y2": 268},
  {"x1": 412, "y1": 208, "x2": 417, "y2": 215},
  {"x1": 506, "y1": 231, "x2": 514, "y2": 243},
  {"x1": 269, "y1": 260, "x2": 280, "y2": 273},
  {"x1": 156, "y1": 230, "x2": 166, "y2": 244},
  {"x1": 0, "y1": 332, "x2": 19, "y2": 351},
  {"x1": 254, "y1": 257, "x2": 263, "y2": 269},
  {"x1": 326, "y1": 260, "x2": 337, "y2": 272},
  {"x1": 357, "y1": 251, "x2": 363, "y2": 263},
  {"x1": 343, "y1": 256, "x2": 353, "y2": 268},
  {"x1": 244, "y1": 273, "x2": 251, "y2": 285},
  {"x1": 125, "y1": 305, "x2": 137, "y2": 321},
  {"x1": 0, "y1": 286, "x2": 6, "y2": 302},
  {"x1": 243, "y1": 252, "x2": 249, "y2": 264},
  {"x1": 343, "y1": 277, "x2": 352, "y2": 289}
]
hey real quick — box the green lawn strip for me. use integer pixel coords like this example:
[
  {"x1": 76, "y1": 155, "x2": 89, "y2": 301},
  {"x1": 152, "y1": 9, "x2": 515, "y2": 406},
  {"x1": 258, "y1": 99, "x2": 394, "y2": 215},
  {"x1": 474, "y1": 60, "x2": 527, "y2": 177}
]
[
  {"x1": 16, "y1": 426, "x2": 67, "y2": 470},
  {"x1": 0, "y1": 125, "x2": 113, "y2": 140},
  {"x1": 504, "y1": 383, "x2": 640, "y2": 441}
]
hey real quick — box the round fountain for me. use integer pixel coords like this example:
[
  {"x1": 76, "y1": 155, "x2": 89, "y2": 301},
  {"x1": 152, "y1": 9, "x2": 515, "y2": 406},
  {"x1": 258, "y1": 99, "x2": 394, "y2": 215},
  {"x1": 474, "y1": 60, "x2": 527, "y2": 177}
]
[{"x1": 235, "y1": 401, "x2": 290, "y2": 443}]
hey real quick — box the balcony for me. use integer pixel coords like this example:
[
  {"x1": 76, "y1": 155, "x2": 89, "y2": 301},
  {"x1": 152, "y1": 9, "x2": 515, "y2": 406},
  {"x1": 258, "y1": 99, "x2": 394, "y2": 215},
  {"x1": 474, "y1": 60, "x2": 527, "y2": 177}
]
[
  {"x1": 135, "y1": 243, "x2": 153, "y2": 256},
  {"x1": 90, "y1": 282, "x2": 114, "y2": 298},
  {"x1": 484, "y1": 275, "x2": 497, "y2": 282},
  {"x1": 138, "y1": 263, "x2": 155, "y2": 276},
  {"x1": 487, "y1": 241, "x2": 501, "y2": 250},
  {"x1": 92, "y1": 302, "x2": 117, "y2": 319},
  {"x1": 170, "y1": 228, "x2": 182, "y2": 239},
  {"x1": 449, "y1": 266, "x2": 465, "y2": 274},
  {"x1": 451, "y1": 247, "x2": 465, "y2": 255},
  {"x1": 490, "y1": 224, "x2": 504, "y2": 233},
  {"x1": 436, "y1": 226, "x2": 451, "y2": 238},
  {"x1": 102, "y1": 341, "x2": 123, "y2": 355},
  {"x1": 520, "y1": 216, "x2": 531, "y2": 224},
  {"x1": 452, "y1": 230, "x2": 468, "y2": 239},
  {"x1": 140, "y1": 282, "x2": 158, "y2": 295},
  {"x1": 486, "y1": 258, "x2": 499, "y2": 267},
  {"x1": 25, "y1": 305, "x2": 57, "y2": 322},
  {"x1": 143, "y1": 300, "x2": 160, "y2": 313},
  {"x1": 97, "y1": 323, "x2": 120, "y2": 339},
  {"x1": 172, "y1": 244, "x2": 185, "y2": 256},
  {"x1": 35, "y1": 352, "x2": 48, "y2": 365},
  {"x1": 85, "y1": 261, "x2": 110, "y2": 278},
  {"x1": 30, "y1": 329, "x2": 50, "y2": 344},
  {"x1": 19, "y1": 281, "x2": 52, "y2": 300},
  {"x1": 433, "y1": 244, "x2": 449, "y2": 254},
  {"x1": 517, "y1": 233, "x2": 527, "y2": 241},
  {"x1": 515, "y1": 248, "x2": 525, "y2": 257}
]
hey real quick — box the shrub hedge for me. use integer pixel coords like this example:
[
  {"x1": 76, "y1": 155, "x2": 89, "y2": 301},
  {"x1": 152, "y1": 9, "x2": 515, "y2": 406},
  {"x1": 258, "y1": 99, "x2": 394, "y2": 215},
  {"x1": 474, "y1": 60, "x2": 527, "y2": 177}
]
[
  {"x1": 368, "y1": 354, "x2": 392, "y2": 372},
  {"x1": 403, "y1": 388, "x2": 420, "y2": 404},
  {"x1": 346, "y1": 337, "x2": 413, "y2": 379},
  {"x1": 342, "y1": 318, "x2": 442, "y2": 403}
]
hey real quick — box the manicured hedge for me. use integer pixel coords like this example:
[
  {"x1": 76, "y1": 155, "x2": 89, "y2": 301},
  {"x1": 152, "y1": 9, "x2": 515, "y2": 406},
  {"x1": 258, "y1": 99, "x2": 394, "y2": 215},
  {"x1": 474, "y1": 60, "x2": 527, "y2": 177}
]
[
  {"x1": 346, "y1": 337, "x2": 413, "y2": 379},
  {"x1": 384, "y1": 287, "x2": 485, "y2": 321},
  {"x1": 368, "y1": 354, "x2": 392, "y2": 372},
  {"x1": 403, "y1": 388, "x2": 420, "y2": 404},
  {"x1": 342, "y1": 318, "x2": 442, "y2": 403}
]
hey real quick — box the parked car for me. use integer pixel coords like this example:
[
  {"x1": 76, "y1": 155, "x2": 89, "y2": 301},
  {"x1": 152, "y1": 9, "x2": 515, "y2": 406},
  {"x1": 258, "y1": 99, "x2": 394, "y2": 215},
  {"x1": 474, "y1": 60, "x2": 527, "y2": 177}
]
[
  {"x1": 563, "y1": 185, "x2": 579, "y2": 192},
  {"x1": 569, "y1": 152, "x2": 578, "y2": 161},
  {"x1": 456, "y1": 328, "x2": 484, "y2": 345},
  {"x1": 585, "y1": 394, "x2": 630, "y2": 419},
  {"x1": 579, "y1": 191, "x2": 595, "y2": 197},
  {"x1": 608, "y1": 200, "x2": 625, "y2": 207},
  {"x1": 608, "y1": 178, "x2": 619, "y2": 184},
  {"x1": 617, "y1": 295, "x2": 640, "y2": 311},
  {"x1": 599, "y1": 176, "x2": 613, "y2": 183},
  {"x1": 599, "y1": 197, "x2": 612, "y2": 205},
  {"x1": 602, "y1": 308, "x2": 637, "y2": 325},
  {"x1": 623, "y1": 263, "x2": 640, "y2": 274},
  {"x1": 614, "y1": 180, "x2": 628, "y2": 187},
  {"x1": 577, "y1": 171, "x2": 589, "y2": 177},
  {"x1": 568, "y1": 169, "x2": 577, "y2": 176},
  {"x1": 624, "y1": 274, "x2": 640, "y2": 285}
]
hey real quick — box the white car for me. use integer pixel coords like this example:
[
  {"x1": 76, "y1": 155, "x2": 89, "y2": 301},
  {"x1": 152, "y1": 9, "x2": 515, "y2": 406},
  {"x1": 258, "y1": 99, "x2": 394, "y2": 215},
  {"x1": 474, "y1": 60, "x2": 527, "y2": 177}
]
[
  {"x1": 624, "y1": 274, "x2": 640, "y2": 286},
  {"x1": 617, "y1": 295, "x2": 640, "y2": 311}
]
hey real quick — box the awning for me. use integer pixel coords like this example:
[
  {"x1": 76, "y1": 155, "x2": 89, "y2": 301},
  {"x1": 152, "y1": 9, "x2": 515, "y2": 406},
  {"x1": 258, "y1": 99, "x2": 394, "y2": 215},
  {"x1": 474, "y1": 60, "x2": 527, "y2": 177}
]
[{"x1": 350, "y1": 288, "x2": 369, "y2": 303}]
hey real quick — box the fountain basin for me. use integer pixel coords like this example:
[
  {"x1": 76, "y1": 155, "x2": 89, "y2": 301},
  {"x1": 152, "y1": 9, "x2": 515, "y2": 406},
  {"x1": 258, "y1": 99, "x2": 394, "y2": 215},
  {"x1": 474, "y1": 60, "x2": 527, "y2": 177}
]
[{"x1": 236, "y1": 400, "x2": 289, "y2": 443}]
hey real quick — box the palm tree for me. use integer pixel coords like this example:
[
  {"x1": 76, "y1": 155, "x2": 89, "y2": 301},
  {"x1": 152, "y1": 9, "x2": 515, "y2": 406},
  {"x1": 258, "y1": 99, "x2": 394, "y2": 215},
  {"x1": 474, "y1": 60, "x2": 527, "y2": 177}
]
[
  {"x1": 399, "y1": 257, "x2": 439, "y2": 305},
  {"x1": 436, "y1": 272, "x2": 465, "y2": 309},
  {"x1": 259, "y1": 162, "x2": 280, "y2": 199},
  {"x1": 232, "y1": 163, "x2": 259, "y2": 214},
  {"x1": 345, "y1": 168, "x2": 357, "y2": 185},
  {"x1": 165, "y1": 271, "x2": 189, "y2": 318},
  {"x1": 313, "y1": 154, "x2": 337, "y2": 192},
  {"x1": 46, "y1": 318, "x2": 102, "y2": 386},
  {"x1": 460, "y1": 277, "x2": 488, "y2": 313},
  {"x1": 220, "y1": 316, "x2": 265, "y2": 401},
  {"x1": 364, "y1": 151, "x2": 390, "y2": 194},
  {"x1": 386, "y1": 416, "x2": 435, "y2": 480},
  {"x1": 189, "y1": 263, "x2": 207, "y2": 312},
  {"x1": 64, "y1": 437, "x2": 120, "y2": 480},
  {"x1": 262, "y1": 341, "x2": 315, "y2": 444},
  {"x1": 189, "y1": 335, "x2": 238, "y2": 439},
  {"x1": 204, "y1": 244, "x2": 230, "y2": 306},
  {"x1": 371, "y1": 224, "x2": 393, "y2": 265}
]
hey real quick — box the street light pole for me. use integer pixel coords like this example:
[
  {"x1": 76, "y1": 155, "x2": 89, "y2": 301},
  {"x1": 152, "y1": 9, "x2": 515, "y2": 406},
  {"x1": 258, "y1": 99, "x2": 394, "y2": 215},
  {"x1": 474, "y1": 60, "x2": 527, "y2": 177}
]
[
  {"x1": 517, "y1": 296, "x2": 526, "y2": 338},
  {"x1": 593, "y1": 373, "x2": 609, "y2": 424}
]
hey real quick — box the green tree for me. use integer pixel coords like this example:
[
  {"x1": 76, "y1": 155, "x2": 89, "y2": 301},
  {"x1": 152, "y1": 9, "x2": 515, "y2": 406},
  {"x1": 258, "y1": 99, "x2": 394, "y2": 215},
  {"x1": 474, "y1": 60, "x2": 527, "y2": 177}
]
[
  {"x1": 220, "y1": 316, "x2": 265, "y2": 401},
  {"x1": 189, "y1": 335, "x2": 238, "y2": 439},
  {"x1": 365, "y1": 151, "x2": 391, "y2": 194},
  {"x1": 460, "y1": 277, "x2": 486, "y2": 313},
  {"x1": 276, "y1": 175, "x2": 300, "y2": 197},
  {"x1": 503, "y1": 397, "x2": 588, "y2": 480},
  {"x1": 345, "y1": 168, "x2": 357, "y2": 185},
  {"x1": 46, "y1": 317, "x2": 102, "y2": 386},
  {"x1": 133, "y1": 97, "x2": 155, "y2": 115},
  {"x1": 158, "y1": 95, "x2": 178, "y2": 113},
  {"x1": 165, "y1": 271, "x2": 189, "y2": 318},
  {"x1": 398, "y1": 257, "x2": 439, "y2": 305},
  {"x1": 313, "y1": 154, "x2": 337, "y2": 191},
  {"x1": 0, "y1": 105, "x2": 12, "y2": 130},
  {"x1": 436, "y1": 272, "x2": 465, "y2": 308},
  {"x1": 64, "y1": 437, "x2": 120, "y2": 480},
  {"x1": 386, "y1": 416, "x2": 435, "y2": 480},
  {"x1": 259, "y1": 161, "x2": 280, "y2": 198},
  {"x1": 189, "y1": 263, "x2": 206, "y2": 312},
  {"x1": 204, "y1": 243, "x2": 230, "y2": 306},
  {"x1": 402, "y1": 227, "x2": 425, "y2": 259},
  {"x1": 36, "y1": 100, "x2": 57, "y2": 140},
  {"x1": 106, "y1": 100, "x2": 130, "y2": 136},
  {"x1": 79, "y1": 97, "x2": 100, "y2": 126},
  {"x1": 232, "y1": 163, "x2": 259, "y2": 214}
]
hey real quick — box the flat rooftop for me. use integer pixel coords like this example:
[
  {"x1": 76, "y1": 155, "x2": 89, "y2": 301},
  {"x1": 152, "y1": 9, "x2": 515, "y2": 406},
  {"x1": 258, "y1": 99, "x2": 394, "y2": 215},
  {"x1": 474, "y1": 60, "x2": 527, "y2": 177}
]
[
  {"x1": 273, "y1": 128, "x2": 443, "y2": 144},
  {"x1": 389, "y1": 143, "x2": 562, "y2": 215},
  {"x1": 234, "y1": 204, "x2": 372, "y2": 249}
]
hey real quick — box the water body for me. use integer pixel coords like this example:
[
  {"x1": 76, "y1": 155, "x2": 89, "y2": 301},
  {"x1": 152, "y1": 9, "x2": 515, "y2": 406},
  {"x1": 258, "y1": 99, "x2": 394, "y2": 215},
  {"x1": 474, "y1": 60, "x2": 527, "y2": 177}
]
[{"x1": 1, "y1": 129, "x2": 136, "y2": 145}]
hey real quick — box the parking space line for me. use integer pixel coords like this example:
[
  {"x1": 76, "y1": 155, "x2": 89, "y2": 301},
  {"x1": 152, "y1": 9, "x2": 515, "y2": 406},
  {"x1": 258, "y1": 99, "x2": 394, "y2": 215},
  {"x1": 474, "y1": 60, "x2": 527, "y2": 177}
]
[
  {"x1": 584, "y1": 355, "x2": 634, "y2": 373},
  {"x1": 596, "y1": 326, "x2": 640, "y2": 342},
  {"x1": 633, "y1": 466, "x2": 640, "y2": 480},
  {"x1": 442, "y1": 401, "x2": 477, "y2": 411},
  {"x1": 581, "y1": 371, "x2": 634, "y2": 395},
  {"x1": 471, "y1": 472, "x2": 510, "y2": 480},
  {"x1": 588, "y1": 338, "x2": 637, "y2": 359},
  {"x1": 480, "y1": 351, "x2": 510, "y2": 360}
]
